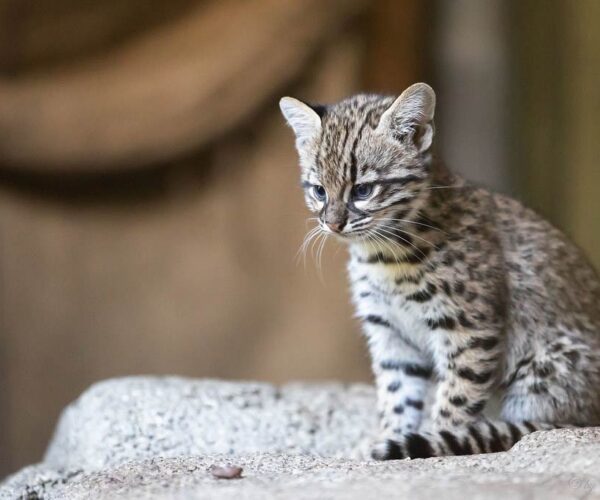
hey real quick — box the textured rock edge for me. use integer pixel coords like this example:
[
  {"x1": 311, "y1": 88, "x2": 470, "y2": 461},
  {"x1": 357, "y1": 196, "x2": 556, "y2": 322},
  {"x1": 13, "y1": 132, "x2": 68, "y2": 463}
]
[{"x1": 2, "y1": 377, "x2": 600, "y2": 499}]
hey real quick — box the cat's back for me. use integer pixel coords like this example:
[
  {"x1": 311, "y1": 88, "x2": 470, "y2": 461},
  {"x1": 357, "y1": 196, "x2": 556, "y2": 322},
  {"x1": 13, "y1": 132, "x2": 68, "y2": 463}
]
[{"x1": 492, "y1": 191, "x2": 600, "y2": 335}]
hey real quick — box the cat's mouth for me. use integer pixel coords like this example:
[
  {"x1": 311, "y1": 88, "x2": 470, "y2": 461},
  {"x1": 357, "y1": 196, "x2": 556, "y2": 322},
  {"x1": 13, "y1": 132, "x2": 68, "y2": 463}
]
[
  {"x1": 320, "y1": 224, "x2": 373, "y2": 241},
  {"x1": 320, "y1": 220, "x2": 414, "y2": 246}
]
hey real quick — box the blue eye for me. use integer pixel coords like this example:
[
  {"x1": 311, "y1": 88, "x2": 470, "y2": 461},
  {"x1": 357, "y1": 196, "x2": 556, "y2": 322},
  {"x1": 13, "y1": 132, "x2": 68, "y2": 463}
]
[
  {"x1": 312, "y1": 185, "x2": 327, "y2": 201},
  {"x1": 352, "y1": 184, "x2": 373, "y2": 200}
]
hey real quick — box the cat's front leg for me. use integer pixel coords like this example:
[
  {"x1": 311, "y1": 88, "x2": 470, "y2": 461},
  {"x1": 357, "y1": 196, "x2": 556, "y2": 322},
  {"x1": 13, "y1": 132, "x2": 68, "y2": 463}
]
[
  {"x1": 362, "y1": 315, "x2": 433, "y2": 458},
  {"x1": 430, "y1": 324, "x2": 503, "y2": 428}
]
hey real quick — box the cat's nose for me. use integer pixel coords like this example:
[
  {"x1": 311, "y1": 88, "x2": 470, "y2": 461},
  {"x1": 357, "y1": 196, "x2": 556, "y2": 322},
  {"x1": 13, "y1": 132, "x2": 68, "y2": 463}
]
[{"x1": 326, "y1": 221, "x2": 345, "y2": 233}]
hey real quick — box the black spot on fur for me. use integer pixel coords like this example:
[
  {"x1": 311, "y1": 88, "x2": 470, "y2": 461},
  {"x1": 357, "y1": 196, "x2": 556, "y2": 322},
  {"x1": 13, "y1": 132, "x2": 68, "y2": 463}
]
[
  {"x1": 380, "y1": 361, "x2": 432, "y2": 380},
  {"x1": 394, "y1": 209, "x2": 409, "y2": 219},
  {"x1": 427, "y1": 316, "x2": 456, "y2": 330},
  {"x1": 393, "y1": 404, "x2": 404, "y2": 414},
  {"x1": 442, "y1": 254, "x2": 455, "y2": 267},
  {"x1": 505, "y1": 356, "x2": 533, "y2": 387},
  {"x1": 405, "y1": 398, "x2": 424, "y2": 410},
  {"x1": 440, "y1": 431, "x2": 470, "y2": 455},
  {"x1": 384, "y1": 439, "x2": 405, "y2": 460},
  {"x1": 378, "y1": 174, "x2": 424, "y2": 187},
  {"x1": 449, "y1": 347, "x2": 466, "y2": 360},
  {"x1": 380, "y1": 360, "x2": 401, "y2": 370},
  {"x1": 363, "y1": 252, "x2": 398, "y2": 265},
  {"x1": 403, "y1": 247, "x2": 431, "y2": 264},
  {"x1": 387, "y1": 380, "x2": 402, "y2": 392},
  {"x1": 468, "y1": 424, "x2": 487, "y2": 453},
  {"x1": 529, "y1": 382, "x2": 548, "y2": 394},
  {"x1": 458, "y1": 311, "x2": 475, "y2": 329},
  {"x1": 457, "y1": 367, "x2": 493, "y2": 384},
  {"x1": 533, "y1": 362, "x2": 555, "y2": 378},
  {"x1": 465, "y1": 400, "x2": 486, "y2": 415},
  {"x1": 487, "y1": 422, "x2": 505, "y2": 452},
  {"x1": 364, "y1": 315, "x2": 391, "y2": 328},
  {"x1": 564, "y1": 350, "x2": 581, "y2": 367},
  {"x1": 461, "y1": 435, "x2": 474, "y2": 454},
  {"x1": 406, "y1": 288, "x2": 433, "y2": 303},
  {"x1": 406, "y1": 434, "x2": 435, "y2": 458},
  {"x1": 387, "y1": 196, "x2": 415, "y2": 208},
  {"x1": 473, "y1": 312, "x2": 487, "y2": 322},
  {"x1": 448, "y1": 395, "x2": 467, "y2": 407},
  {"x1": 507, "y1": 422, "x2": 522, "y2": 444},
  {"x1": 392, "y1": 231, "x2": 414, "y2": 246},
  {"x1": 401, "y1": 363, "x2": 433, "y2": 379},
  {"x1": 469, "y1": 336, "x2": 499, "y2": 351}
]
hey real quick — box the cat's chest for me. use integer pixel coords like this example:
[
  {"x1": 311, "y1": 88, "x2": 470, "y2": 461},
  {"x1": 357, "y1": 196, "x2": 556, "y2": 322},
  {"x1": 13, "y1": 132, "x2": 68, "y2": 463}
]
[{"x1": 348, "y1": 256, "x2": 444, "y2": 350}]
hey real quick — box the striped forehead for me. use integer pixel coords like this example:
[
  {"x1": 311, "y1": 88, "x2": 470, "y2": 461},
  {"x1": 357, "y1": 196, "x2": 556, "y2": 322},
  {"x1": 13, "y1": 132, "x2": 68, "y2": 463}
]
[{"x1": 313, "y1": 95, "x2": 394, "y2": 191}]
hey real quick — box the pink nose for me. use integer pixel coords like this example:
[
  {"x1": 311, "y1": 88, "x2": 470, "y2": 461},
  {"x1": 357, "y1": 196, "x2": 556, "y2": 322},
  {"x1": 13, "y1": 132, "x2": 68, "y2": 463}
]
[{"x1": 326, "y1": 222, "x2": 345, "y2": 233}]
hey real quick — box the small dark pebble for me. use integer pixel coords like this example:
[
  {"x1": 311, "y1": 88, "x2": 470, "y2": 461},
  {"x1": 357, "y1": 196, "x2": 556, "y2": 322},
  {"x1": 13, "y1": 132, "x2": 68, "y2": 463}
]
[{"x1": 210, "y1": 465, "x2": 243, "y2": 480}]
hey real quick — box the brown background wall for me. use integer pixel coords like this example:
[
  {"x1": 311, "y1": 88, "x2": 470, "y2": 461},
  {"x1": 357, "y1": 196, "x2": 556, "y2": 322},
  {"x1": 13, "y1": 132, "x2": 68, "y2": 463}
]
[{"x1": 1, "y1": 0, "x2": 599, "y2": 477}]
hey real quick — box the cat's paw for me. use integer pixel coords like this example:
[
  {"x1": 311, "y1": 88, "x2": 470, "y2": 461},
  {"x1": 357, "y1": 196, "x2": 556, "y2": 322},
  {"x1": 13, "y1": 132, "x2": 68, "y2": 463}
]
[
  {"x1": 371, "y1": 431, "x2": 439, "y2": 460},
  {"x1": 370, "y1": 438, "x2": 405, "y2": 461}
]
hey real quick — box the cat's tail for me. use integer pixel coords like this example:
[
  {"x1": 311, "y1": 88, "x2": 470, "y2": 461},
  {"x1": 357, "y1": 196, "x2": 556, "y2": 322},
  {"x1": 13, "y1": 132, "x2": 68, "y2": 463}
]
[{"x1": 372, "y1": 420, "x2": 565, "y2": 460}]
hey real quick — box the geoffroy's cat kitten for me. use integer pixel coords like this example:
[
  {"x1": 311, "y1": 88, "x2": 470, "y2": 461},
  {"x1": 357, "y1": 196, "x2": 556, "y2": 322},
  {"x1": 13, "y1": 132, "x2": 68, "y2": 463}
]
[{"x1": 280, "y1": 83, "x2": 600, "y2": 459}]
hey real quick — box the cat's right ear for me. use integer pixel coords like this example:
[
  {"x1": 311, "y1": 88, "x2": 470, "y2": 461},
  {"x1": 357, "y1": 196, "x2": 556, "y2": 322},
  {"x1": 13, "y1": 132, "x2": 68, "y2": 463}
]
[
  {"x1": 279, "y1": 97, "x2": 322, "y2": 146},
  {"x1": 377, "y1": 83, "x2": 436, "y2": 153}
]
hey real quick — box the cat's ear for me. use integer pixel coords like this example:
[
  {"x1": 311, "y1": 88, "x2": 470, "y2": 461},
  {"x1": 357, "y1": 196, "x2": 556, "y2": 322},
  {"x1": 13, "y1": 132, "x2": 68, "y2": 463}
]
[
  {"x1": 279, "y1": 97, "x2": 322, "y2": 145},
  {"x1": 377, "y1": 83, "x2": 436, "y2": 153}
]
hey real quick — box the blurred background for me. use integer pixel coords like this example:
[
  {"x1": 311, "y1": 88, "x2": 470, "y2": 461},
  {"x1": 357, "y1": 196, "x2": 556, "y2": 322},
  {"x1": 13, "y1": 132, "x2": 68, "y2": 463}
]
[{"x1": 0, "y1": 0, "x2": 598, "y2": 477}]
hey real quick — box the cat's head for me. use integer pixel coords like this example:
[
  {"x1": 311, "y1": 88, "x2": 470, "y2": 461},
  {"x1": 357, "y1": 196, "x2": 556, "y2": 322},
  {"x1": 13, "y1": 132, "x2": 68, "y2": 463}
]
[{"x1": 280, "y1": 83, "x2": 436, "y2": 242}]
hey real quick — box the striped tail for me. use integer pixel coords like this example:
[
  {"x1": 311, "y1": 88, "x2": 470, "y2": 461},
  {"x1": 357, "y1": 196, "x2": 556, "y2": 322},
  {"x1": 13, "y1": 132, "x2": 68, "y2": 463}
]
[{"x1": 373, "y1": 420, "x2": 563, "y2": 460}]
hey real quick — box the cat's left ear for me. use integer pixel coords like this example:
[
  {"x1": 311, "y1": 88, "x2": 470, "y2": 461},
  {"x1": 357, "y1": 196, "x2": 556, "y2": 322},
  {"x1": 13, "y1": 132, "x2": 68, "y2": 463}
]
[
  {"x1": 377, "y1": 83, "x2": 436, "y2": 153},
  {"x1": 279, "y1": 97, "x2": 322, "y2": 146}
]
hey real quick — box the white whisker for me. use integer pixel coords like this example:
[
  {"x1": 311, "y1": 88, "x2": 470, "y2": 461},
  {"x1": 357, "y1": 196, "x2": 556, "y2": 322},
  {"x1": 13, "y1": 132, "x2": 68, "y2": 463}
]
[
  {"x1": 315, "y1": 232, "x2": 329, "y2": 283},
  {"x1": 370, "y1": 228, "x2": 404, "y2": 265},
  {"x1": 296, "y1": 224, "x2": 322, "y2": 268},
  {"x1": 377, "y1": 222, "x2": 439, "y2": 250},
  {"x1": 420, "y1": 184, "x2": 466, "y2": 191},
  {"x1": 375, "y1": 226, "x2": 428, "y2": 262},
  {"x1": 377, "y1": 217, "x2": 447, "y2": 235}
]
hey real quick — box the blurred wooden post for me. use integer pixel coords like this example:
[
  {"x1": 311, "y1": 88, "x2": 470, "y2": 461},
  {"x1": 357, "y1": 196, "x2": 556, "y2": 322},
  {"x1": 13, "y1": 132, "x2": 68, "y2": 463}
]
[
  {"x1": 433, "y1": 0, "x2": 511, "y2": 192},
  {"x1": 510, "y1": 0, "x2": 600, "y2": 268},
  {"x1": 562, "y1": 0, "x2": 600, "y2": 266},
  {"x1": 363, "y1": 0, "x2": 428, "y2": 93},
  {"x1": 509, "y1": 0, "x2": 567, "y2": 223}
]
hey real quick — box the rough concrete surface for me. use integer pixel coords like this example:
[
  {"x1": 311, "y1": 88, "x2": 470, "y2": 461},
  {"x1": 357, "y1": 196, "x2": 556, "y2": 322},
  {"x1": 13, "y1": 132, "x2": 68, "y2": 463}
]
[{"x1": 2, "y1": 377, "x2": 600, "y2": 499}]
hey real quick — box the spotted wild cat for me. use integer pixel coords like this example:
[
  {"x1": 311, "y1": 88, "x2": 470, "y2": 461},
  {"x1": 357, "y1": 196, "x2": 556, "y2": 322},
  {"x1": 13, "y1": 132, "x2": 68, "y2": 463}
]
[{"x1": 279, "y1": 83, "x2": 600, "y2": 459}]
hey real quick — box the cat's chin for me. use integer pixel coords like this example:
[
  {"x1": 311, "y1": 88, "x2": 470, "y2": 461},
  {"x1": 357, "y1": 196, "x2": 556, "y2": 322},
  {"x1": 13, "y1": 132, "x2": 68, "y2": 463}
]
[{"x1": 332, "y1": 231, "x2": 367, "y2": 243}]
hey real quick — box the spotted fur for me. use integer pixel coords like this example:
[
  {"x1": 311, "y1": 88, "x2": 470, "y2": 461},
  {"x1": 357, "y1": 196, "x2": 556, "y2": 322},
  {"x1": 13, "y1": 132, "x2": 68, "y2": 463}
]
[{"x1": 280, "y1": 83, "x2": 600, "y2": 459}]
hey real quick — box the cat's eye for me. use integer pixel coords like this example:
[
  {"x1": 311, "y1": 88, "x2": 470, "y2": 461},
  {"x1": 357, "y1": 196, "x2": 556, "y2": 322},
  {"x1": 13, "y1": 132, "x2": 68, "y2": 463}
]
[
  {"x1": 352, "y1": 184, "x2": 373, "y2": 200},
  {"x1": 312, "y1": 185, "x2": 327, "y2": 201}
]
